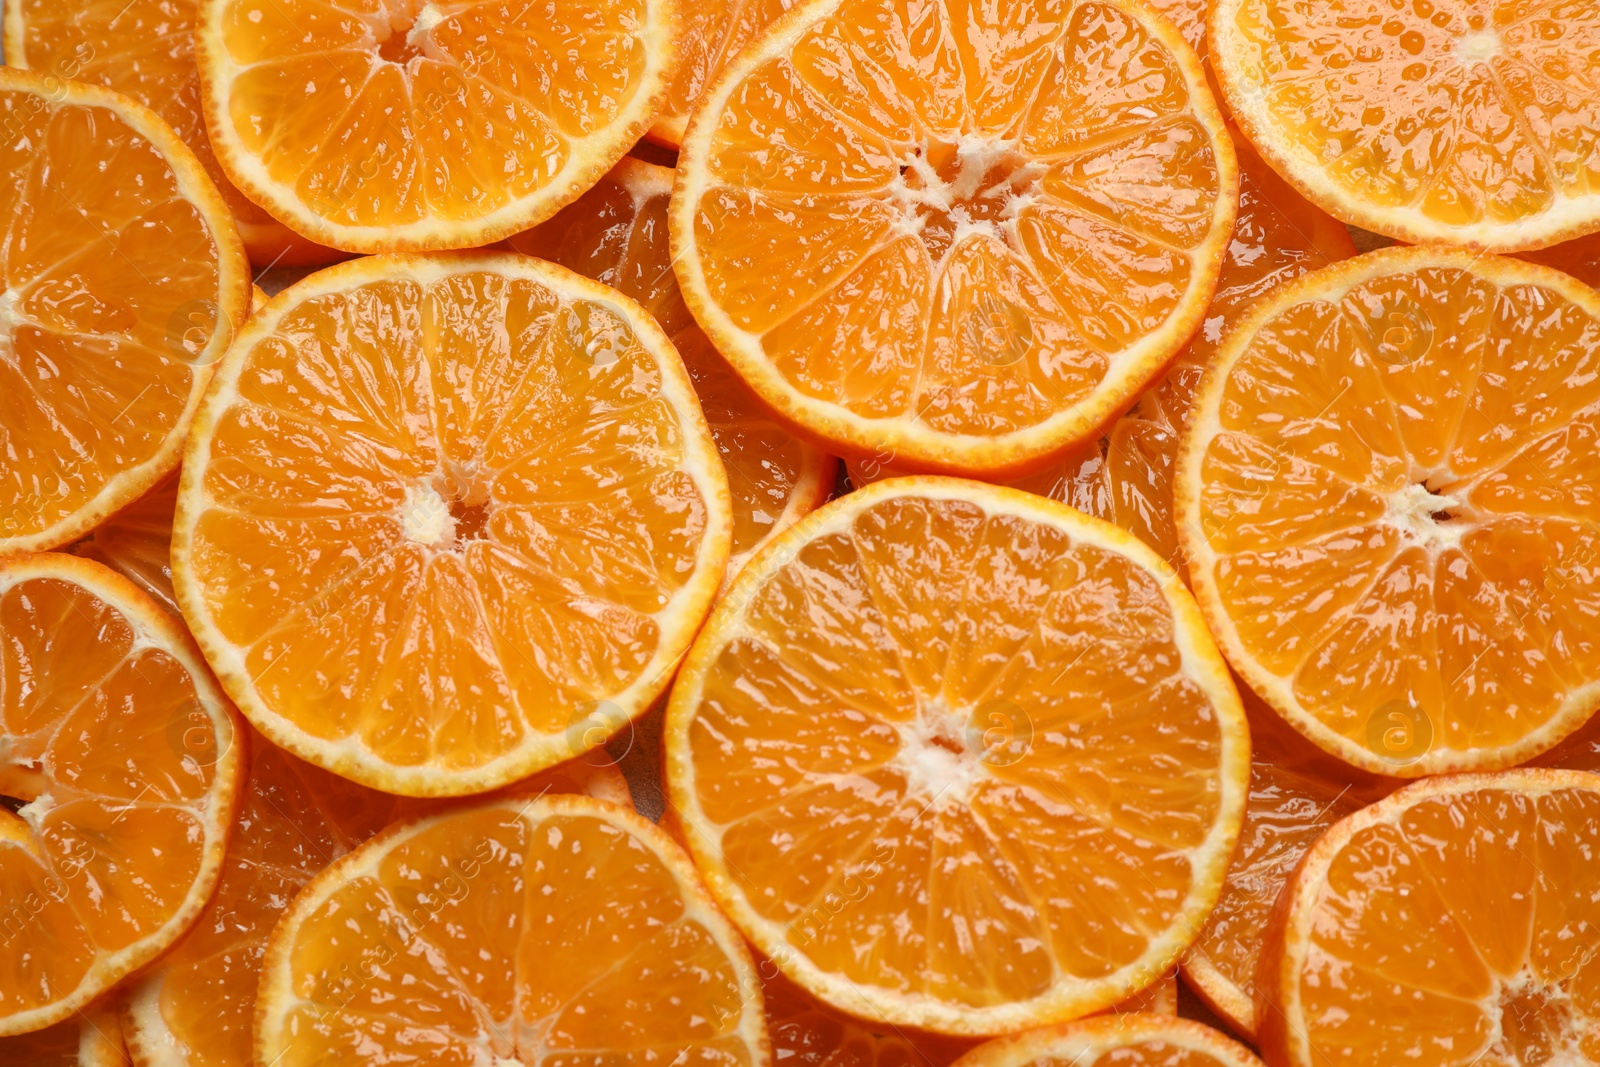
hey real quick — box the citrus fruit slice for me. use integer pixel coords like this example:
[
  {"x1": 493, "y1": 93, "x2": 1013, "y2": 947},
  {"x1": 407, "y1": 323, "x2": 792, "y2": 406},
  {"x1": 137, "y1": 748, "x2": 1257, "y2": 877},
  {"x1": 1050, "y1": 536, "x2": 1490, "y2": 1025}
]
[
  {"x1": 1178, "y1": 246, "x2": 1600, "y2": 776},
  {"x1": 1, "y1": 0, "x2": 340, "y2": 268},
  {"x1": 1210, "y1": 0, "x2": 1600, "y2": 251},
  {"x1": 256, "y1": 793, "x2": 767, "y2": 1067},
  {"x1": 1180, "y1": 694, "x2": 1395, "y2": 1039},
  {"x1": 193, "y1": 0, "x2": 680, "y2": 253},
  {"x1": 670, "y1": 0, "x2": 1238, "y2": 477},
  {"x1": 765, "y1": 968, "x2": 973, "y2": 1067},
  {"x1": 70, "y1": 474, "x2": 181, "y2": 619},
  {"x1": 0, "y1": 1004, "x2": 128, "y2": 1066},
  {"x1": 1257, "y1": 769, "x2": 1600, "y2": 1065},
  {"x1": 121, "y1": 738, "x2": 627, "y2": 1067},
  {"x1": 0, "y1": 554, "x2": 242, "y2": 1036},
  {"x1": 651, "y1": 0, "x2": 800, "y2": 147},
  {"x1": 665, "y1": 477, "x2": 1250, "y2": 1034},
  {"x1": 508, "y1": 158, "x2": 836, "y2": 578},
  {"x1": 173, "y1": 252, "x2": 731, "y2": 796},
  {"x1": 952, "y1": 1015, "x2": 1264, "y2": 1067},
  {"x1": 1521, "y1": 230, "x2": 1600, "y2": 290},
  {"x1": 0, "y1": 67, "x2": 250, "y2": 555}
]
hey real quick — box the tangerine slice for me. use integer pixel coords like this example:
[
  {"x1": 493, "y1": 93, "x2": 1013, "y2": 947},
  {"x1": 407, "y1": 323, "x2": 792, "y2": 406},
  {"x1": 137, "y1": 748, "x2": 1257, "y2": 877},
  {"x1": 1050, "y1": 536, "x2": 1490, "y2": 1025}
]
[
  {"x1": 0, "y1": 1004, "x2": 128, "y2": 1066},
  {"x1": 952, "y1": 1014, "x2": 1263, "y2": 1067},
  {"x1": 671, "y1": 0, "x2": 1237, "y2": 476},
  {"x1": 70, "y1": 474, "x2": 181, "y2": 619},
  {"x1": 0, "y1": 554, "x2": 242, "y2": 1035},
  {"x1": 1521, "y1": 230, "x2": 1600, "y2": 290},
  {"x1": 1209, "y1": 0, "x2": 1600, "y2": 251},
  {"x1": 1178, "y1": 246, "x2": 1600, "y2": 776},
  {"x1": 0, "y1": 67, "x2": 250, "y2": 554},
  {"x1": 173, "y1": 252, "x2": 731, "y2": 796},
  {"x1": 2, "y1": 0, "x2": 340, "y2": 268},
  {"x1": 765, "y1": 969, "x2": 973, "y2": 1067},
  {"x1": 194, "y1": 0, "x2": 680, "y2": 252},
  {"x1": 508, "y1": 158, "x2": 836, "y2": 578},
  {"x1": 255, "y1": 794, "x2": 767, "y2": 1067},
  {"x1": 665, "y1": 477, "x2": 1249, "y2": 1034},
  {"x1": 1257, "y1": 769, "x2": 1600, "y2": 1065},
  {"x1": 652, "y1": 0, "x2": 800, "y2": 147}
]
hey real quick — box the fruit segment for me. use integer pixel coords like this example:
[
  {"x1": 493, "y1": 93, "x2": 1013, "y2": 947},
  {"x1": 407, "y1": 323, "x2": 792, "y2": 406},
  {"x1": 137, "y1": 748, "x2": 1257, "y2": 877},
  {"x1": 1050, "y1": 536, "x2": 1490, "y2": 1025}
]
[{"x1": 951, "y1": 1014, "x2": 1264, "y2": 1067}]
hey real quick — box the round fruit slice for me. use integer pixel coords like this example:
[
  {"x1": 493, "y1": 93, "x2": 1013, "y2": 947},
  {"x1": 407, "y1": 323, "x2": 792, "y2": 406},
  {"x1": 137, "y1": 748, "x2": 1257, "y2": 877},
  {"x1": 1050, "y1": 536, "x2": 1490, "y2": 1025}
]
[
  {"x1": 1179, "y1": 246, "x2": 1600, "y2": 776},
  {"x1": 1210, "y1": 0, "x2": 1600, "y2": 251},
  {"x1": 1257, "y1": 769, "x2": 1600, "y2": 1066},
  {"x1": 671, "y1": 0, "x2": 1237, "y2": 477},
  {"x1": 0, "y1": 554, "x2": 242, "y2": 1036},
  {"x1": 508, "y1": 158, "x2": 836, "y2": 578},
  {"x1": 651, "y1": 0, "x2": 800, "y2": 146},
  {"x1": 121, "y1": 738, "x2": 627, "y2": 1067},
  {"x1": 0, "y1": 1005, "x2": 128, "y2": 1066},
  {"x1": 952, "y1": 1015, "x2": 1263, "y2": 1067},
  {"x1": 174, "y1": 252, "x2": 730, "y2": 797},
  {"x1": 0, "y1": 67, "x2": 251, "y2": 555},
  {"x1": 256, "y1": 794, "x2": 767, "y2": 1067},
  {"x1": 1180, "y1": 694, "x2": 1395, "y2": 1040},
  {"x1": 665, "y1": 477, "x2": 1250, "y2": 1034},
  {"x1": 194, "y1": 0, "x2": 680, "y2": 253},
  {"x1": 2, "y1": 0, "x2": 340, "y2": 268}
]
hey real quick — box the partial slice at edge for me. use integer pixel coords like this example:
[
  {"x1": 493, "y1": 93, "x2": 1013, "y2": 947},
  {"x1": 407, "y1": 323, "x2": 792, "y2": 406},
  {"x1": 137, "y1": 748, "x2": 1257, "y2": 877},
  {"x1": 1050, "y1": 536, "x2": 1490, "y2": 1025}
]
[
  {"x1": 0, "y1": 1003, "x2": 129, "y2": 1066},
  {"x1": 952, "y1": 1014, "x2": 1264, "y2": 1067}
]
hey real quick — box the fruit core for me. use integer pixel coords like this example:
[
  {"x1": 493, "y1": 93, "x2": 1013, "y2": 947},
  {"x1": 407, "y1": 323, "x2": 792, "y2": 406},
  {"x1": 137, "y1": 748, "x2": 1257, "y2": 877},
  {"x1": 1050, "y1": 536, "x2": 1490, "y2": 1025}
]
[{"x1": 889, "y1": 135, "x2": 1041, "y2": 264}]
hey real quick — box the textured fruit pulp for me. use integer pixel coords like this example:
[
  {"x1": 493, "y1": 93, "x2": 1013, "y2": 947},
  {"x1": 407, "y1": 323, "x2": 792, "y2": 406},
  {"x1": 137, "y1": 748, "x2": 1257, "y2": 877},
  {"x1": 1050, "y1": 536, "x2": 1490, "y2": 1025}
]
[
  {"x1": 689, "y1": 493, "x2": 1233, "y2": 1009},
  {"x1": 1283, "y1": 785, "x2": 1600, "y2": 1063},
  {"x1": 0, "y1": 576, "x2": 224, "y2": 1021},
  {"x1": 0, "y1": 88, "x2": 217, "y2": 541},
  {"x1": 1222, "y1": 0, "x2": 1600, "y2": 230},
  {"x1": 213, "y1": 0, "x2": 650, "y2": 229},
  {"x1": 508, "y1": 161, "x2": 832, "y2": 571},
  {"x1": 271, "y1": 805, "x2": 757, "y2": 1066},
  {"x1": 655, "y1": 0, "x2": 801, "y2": 143},
  {"x1": 187, "y1": 267, "x2": 717, "y2": 775},
  {"x1": 1195, "y1": 262, "x2": 1600, "y2": 761},
  {"x1": 692, "y1": 0, "x2": 1227, "y2": 436},
  {"x1": 71, "y1": 472, "x2": 181, "y2": 617}
]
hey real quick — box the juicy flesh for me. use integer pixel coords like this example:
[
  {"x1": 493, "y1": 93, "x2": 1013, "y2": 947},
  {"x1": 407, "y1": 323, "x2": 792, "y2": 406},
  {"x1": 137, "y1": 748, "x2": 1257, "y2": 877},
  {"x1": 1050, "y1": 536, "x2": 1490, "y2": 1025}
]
[
  {"x1": 693, "y1": 0, "x2": 1224, "y2": 435},
  {"x1": 764, "y1": 969, "x2": 974, "y2": 1067},
  {"x1": 509, "y1": 166, "x2": 824, "y2": 568},
  {"x1": 0, "y1": 89, "x2": 218, "y2": 542},
  {"x1": 271, "y1": 807, "x2": 756, "y2": 1067},
  {"x1": 1198, "y1": 265, "x2": 1600, "y2": 764},
  {"x1": 1293, "y1": 786, "x2": 1600, "y2": 1064},
  {"x1": 0, "y1": 577, "x2": 225, "y2": 1021},
  {"x1": 690, "y1": 495, "x2": 1231, "y2": 1008},
  {"x1": 187, "y1": 270, "x2": 713, "y2": 776},
  {"x1": 213, "y1": 0, "x2": 652, "y2": 228},
  {"x1": 659, "y1": 0, "x2": 803, "y2": 141},
  {"x1": 1225, "y1": 0, "x2": 1600, "y2": 230}
]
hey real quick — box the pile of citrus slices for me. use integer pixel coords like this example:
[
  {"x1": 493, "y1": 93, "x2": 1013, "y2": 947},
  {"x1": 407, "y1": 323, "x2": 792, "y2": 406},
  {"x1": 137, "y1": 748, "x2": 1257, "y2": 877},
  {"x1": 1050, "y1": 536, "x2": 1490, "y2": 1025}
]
[{"x1": 2, "y1": 0, "x2": 1599, "y2": 1064}]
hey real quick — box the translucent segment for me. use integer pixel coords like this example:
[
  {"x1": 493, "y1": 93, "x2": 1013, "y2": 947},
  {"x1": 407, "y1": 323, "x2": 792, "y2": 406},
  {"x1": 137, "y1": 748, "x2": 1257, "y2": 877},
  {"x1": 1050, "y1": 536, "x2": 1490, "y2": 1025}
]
[{"x1": 69, "y1": 474, "x2": 181, "y2": 616}]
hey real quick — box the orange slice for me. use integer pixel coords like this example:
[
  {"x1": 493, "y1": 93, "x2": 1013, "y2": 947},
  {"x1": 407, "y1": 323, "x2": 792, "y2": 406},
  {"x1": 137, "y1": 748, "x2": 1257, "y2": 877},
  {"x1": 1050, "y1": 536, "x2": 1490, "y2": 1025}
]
[
  {"x1": 765, "y1": 969, "x2": 972, "y2": 1067},
  {"x1": 2, "y1": 0, "x2": 340, "y2": 268},
  {"x1": 952, "y1": 1015, "x2": 1263, "y2": 1067},
  {"x1": 1521, "y1": 230, "x2": 1600, "y2": 290},
  {"x1": 670, "y1": 0, "x2": 1237, "y2": 477},
  {"x1": 1178, "y1": 246, "x2": 1600, "y2": 776},
  {"x1": 0, "y1": 554, "x2": 242, "y2": 1036},
  {"x1": 0, "y1": 68, "x2": 250, "y2": 555},
  {"x1": 665, "y1": 477, "x2": 1249, "y2": 1034},
  {"x1": 121, "y1": 738, "x2": 627, "y2": 1067},
  {"x1": 0, "y1": 1004, "x2": 128, "y2": 1066},
  {"x1": 256, "y1": 793, "x2": 767, "y2": 1067},
  {"x1": 508, "y1": 158, "x2": 836, "y2": 578},
  {"x1": 70, "y1": 473, "x2": 181, "y2": 619},
  {"x1": 193, "y1": 0, "x2": 681, "y2": 253},
  {"x1": 1210, "y1": 0, "x2": 1600, "y2": 251},
  {"x1": 172, "y1": 252, "x2": 731, "y2": 796},
  {"x1": 1180, "y1": 695, "x2": 1395, "y2": 1039},
  {"x1": 1257, "y1": 769, "x2": 1600, "y2": 1065},
  {"x1": 652, "y1": 0, "x2": 799, "y2": 147}
]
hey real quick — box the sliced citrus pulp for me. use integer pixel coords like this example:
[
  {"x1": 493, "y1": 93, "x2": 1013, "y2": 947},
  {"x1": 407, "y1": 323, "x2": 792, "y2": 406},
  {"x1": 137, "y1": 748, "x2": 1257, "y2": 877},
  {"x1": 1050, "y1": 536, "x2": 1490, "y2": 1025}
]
[
  {"x1": 1210, "y1": 0, "x2": 1600, "y2": 251},
  {"x1": 953, "y1": 1015, "x2": 1263, "y2": 1067},
  {"x1": 1257, "y1": 769, "x2": 1600, "y2": 1065},
  {"x1": 122, "y1": 737, "x2": 626, "y2": 1067},
  {"x1": 651, "y1": 0, "x2": 800, "y2": 147},
  {"x1": 508, "y1": 158, "x2": 836, "y2": 578},
  {"x1": 1178, "y1": 246, "x2": 1600, "y2": 776},
  {"x1": 256, "y1": 793, "x2": 766, "y2": 1067},
  {"x1": 194, "y1": 0, "x2": 681, "y2": 253},
  {"x1": 671, "y1": 0, "x2": 1237, "y2": 477},
  {"x1": 173, "y1": 252, "x2": 731, "y2": 796},
  {"x1": 0, "y1": 67, "x2": 250, "y2": 555},
  {"x1": 765, "y1": 969, "x2": 972, "y2": 1067},
  {"x1": 2, "y1": 0, "x2": 340, "y2": 268},
  {"x1": 665, "y1": 477, "x2": 1250, "y2": 1034},
  {"x1": 0, "y1": 554, "x2": 242, "y2": 1035},
  {"x1": 0, "y1": 1004, "x2": 128, "y2": 1066}
]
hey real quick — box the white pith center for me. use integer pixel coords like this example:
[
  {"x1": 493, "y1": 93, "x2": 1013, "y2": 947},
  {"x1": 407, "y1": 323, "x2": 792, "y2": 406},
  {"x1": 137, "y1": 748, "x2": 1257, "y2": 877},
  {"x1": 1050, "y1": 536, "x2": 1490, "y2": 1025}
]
[
  {"x1": 401, "y1": 483, "x2": 455, "y2": 545},
  {"x1": 891, "y1": 702, "x2": 987, "y2": 807},
  {"x1": 885, "y1": 134, "x2": 1042, "y2": 247},
  {"x1": 1488, "y1": 968, "x2": 1582, "y2": 1063},
  {"x1": 1385, "y1": 480, "x2": 1468, "y2": 550},
  {"x1": 1457, "y1": 29, "x2": 1500, "y2": 64}
]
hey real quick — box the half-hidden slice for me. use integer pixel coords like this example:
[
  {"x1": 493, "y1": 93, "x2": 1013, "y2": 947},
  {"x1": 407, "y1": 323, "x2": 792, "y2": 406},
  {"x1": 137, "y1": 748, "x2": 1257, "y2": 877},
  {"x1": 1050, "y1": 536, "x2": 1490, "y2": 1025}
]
[
  {"x1": 1178, "y1": 246, "x2": 1600, "y2": 776},
  {"x1": 671, "y1": 0, "x2": 1237, "y2": 476},
  {"x1": 951, "y1": 1014, "x2": 1264, "y2": 1067},
  {"x1": 666, "y1": 477, "x2": 1250, "y2": 1034},
  {"x1": 0, "y1": 1004, "x2": 129, "y2": 1066},
  {"x1": 0, "y1": 554, "x2": 242, "y2": 1035},
  {"x1": 70, "y1": 473, "x2": 181, "y2": 619},
  {"x1": 650, "y1": 0, "x2": 801, "y2": 147},
  {"x1": 1257, "y1": 769, "x2": 1600, "y2": 1066},
  {"x1": 255, "y1": 794, "x2": 768, "y2": 1067}
]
